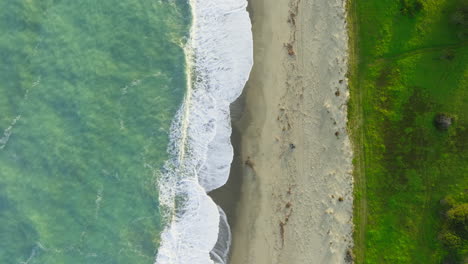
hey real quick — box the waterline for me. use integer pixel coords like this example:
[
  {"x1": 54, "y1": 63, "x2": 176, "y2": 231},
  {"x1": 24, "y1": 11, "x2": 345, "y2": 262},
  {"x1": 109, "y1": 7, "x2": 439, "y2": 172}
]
[{"x1": 155, "y1": 0, "x2": 253, "y2": 263}]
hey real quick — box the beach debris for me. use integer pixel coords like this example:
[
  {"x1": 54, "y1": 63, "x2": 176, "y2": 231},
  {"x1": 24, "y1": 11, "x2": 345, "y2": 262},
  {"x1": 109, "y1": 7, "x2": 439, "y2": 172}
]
[
  {"x1": 289, "y1": 143, "x2": 296, "y2": 149},
  {"x1": 245, "y1": 156, "x2": 255, "y2": 169},
  {"x1": 279, "y1": 221, "x2": 286, "y2": 246},
  {"x1": 278, "y1": 183, "x2": 295, "y2": 247},
  {"x1": 279, "y1": 205, "x2": 294, "y2": 247},
  {"x1": 288, "y1": 10, "x2": 297, "y2": 25},
  {"x1": 434, "y1": 113, "x2": 453, "y2": 131},
  {"x1": 285, "y1": 43, "x2": 295, "y2": 56}
]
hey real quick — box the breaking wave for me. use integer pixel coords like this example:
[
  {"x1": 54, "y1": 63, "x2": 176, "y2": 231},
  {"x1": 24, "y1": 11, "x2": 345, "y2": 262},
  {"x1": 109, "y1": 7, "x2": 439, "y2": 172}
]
[{"x1": 155, "y1": 0, "x2": 253, "y2": 263}]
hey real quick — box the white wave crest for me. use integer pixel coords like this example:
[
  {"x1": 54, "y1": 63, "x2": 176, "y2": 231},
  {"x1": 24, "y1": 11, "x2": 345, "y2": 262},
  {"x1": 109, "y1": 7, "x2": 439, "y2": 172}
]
[
  {"x1": 210, "y1": 207, "x2": 232, "y2": 264},
  {"x1": 155, "y1": 0, "x2": 253, "y2": 263}
]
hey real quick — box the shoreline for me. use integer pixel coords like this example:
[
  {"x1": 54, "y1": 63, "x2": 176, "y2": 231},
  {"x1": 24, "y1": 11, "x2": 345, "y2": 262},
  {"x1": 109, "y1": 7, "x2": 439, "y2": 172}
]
[
  {"x1": 156, "y1": 0, "x2": 253, "y2": 262},
  {"x1": 211, "y1": 0, "x2": 354, "y2": 263}
]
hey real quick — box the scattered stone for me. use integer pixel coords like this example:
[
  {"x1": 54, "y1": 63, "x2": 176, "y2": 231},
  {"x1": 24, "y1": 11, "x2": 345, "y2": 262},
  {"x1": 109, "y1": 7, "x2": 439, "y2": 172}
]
[
  {"x1": 434, "y1": 113, "x2": 453, "y2": 131},
  {"x1": 339, "y1": 79, "x2": 344, "y2": 84},
  {"x1": 335, "y1": 131, "x2": 340, "y2": 137},
  {"x1": 338, "y1": 197, "x2": 344, "y2": 202},
  {"x1": 335, "y1": 90, "x2": 341, "y2": 96},
  {"x1": 290, "y1": 143, "x2": 296, "y2": 149},
  {"x1": 286, "y1": 202, "x2": 292, "y2": 208}
]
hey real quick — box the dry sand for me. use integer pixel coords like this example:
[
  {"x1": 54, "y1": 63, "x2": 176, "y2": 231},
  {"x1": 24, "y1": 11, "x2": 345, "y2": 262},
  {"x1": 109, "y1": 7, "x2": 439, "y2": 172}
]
[{"x1": 211, "y1": 0, "x2": 353, "y2": 263}]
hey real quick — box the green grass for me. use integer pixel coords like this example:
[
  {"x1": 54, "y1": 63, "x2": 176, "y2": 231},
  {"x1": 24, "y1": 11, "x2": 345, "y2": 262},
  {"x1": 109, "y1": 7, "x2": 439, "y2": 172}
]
[{"x1": 347, "y1": 0, "x2": 468, "y2": 263}]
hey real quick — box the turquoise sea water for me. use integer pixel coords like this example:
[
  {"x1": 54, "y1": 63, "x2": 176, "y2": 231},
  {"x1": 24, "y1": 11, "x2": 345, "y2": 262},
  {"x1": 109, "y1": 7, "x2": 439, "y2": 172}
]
[{"x1": 0, "y1": 1, "x2": 190, "y2": 263}]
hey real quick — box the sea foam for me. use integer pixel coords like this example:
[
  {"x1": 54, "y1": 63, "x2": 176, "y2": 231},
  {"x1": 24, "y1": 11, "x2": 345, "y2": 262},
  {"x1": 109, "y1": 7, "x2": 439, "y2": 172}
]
[{"x1": 155, "y1": 0, "x2": 253, "y2": 263}]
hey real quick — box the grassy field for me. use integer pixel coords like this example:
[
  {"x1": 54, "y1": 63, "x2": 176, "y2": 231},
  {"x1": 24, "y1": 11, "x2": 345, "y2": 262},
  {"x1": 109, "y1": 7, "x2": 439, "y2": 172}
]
[{"x1": 347, "y1": 0, "x2": 468, "y2": 263}]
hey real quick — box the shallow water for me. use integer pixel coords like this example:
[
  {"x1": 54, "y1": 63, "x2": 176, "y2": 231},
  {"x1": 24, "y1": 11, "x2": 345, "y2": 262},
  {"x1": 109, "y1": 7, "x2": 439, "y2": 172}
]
[{"x1": 0, "y1": 1, "x2": 189, "y2": 263}]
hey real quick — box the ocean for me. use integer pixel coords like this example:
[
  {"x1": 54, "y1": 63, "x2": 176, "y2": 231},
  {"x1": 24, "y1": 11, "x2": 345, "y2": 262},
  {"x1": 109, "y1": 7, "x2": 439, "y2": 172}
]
[{"x1": 0, "y1": 0, "x2": 252, "y2": 264}]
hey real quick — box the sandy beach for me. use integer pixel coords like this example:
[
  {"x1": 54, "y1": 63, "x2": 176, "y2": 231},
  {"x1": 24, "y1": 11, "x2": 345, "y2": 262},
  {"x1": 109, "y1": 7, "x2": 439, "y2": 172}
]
[{"x1": 211, "y1": 0, "x2": 353, "y2": 263}]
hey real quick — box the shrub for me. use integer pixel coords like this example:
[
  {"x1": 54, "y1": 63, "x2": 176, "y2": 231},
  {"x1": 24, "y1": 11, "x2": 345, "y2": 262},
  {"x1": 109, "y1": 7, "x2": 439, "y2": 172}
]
[
  {"x1": 447, "y1": 203, "x2": 468, "y2": 233},
  {"x1": 440, "y1": 231, "x2": 463, "y2": 249},
  {"x1": 400, "y1": 0, "x2": 424, "y2": 17},
  {"x1": 451, "y1": 10, "x2": 467, "y2": 26},
  {"x1": 439, "y1": 196, "x2": 468, "y2": 262},
  {"x1": 451, "y1": 3, "x2": 468, "y2": 39}
]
